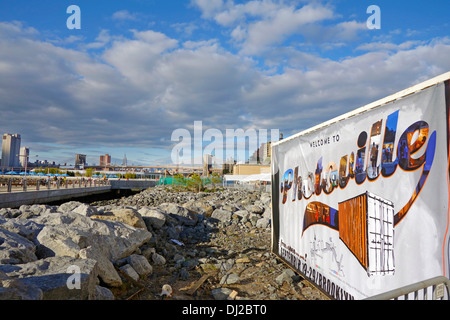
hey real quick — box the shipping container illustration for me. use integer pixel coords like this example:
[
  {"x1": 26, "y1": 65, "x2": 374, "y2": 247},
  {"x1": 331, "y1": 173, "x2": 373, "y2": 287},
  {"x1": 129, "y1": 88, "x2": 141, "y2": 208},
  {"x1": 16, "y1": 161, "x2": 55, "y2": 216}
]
[{"x1": 338, "y1": 192, "x2": 395, "y2": 276}]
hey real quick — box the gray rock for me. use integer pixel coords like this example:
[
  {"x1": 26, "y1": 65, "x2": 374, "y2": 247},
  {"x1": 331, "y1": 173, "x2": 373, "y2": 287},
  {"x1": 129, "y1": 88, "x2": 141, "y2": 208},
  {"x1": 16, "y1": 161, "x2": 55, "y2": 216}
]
[
  {"x1": 220, "y1": 273, "x2": 240, "y2": 285},
  {"x1": 160, "y1": 203, "x2": 198, "y2": 226},
  {"x1": 92, "y1": 285, "x2": 115, "y2": 300},
  {"x1": 276, "y1": 268, "x2": 296, "y2": 285},
  {"x1": 73, "y1": 203, "x2": 98, "y2": 217},
  {"x1": 2, "y1": 256, "x2": 98, "y2": 300},
  {"x1": 0, "y1": 270, "x2": 43, "y2": 300},
  {"x1": 152, "y1": 252, "x2": 166, "y2": 265},
  {"x1": 119, "y1": 264, "x2": 140, "y2": 282},
  {"x1": 127, "y1": 254, "x2": 153, "y2": 276},
  {"x1": 256, "y1": 217, "x2": 270, "y2": 229},
  {"x1": 0, "y1": 227, "x2": 37, "y2": 264},
  {"x1": 211, "y1": 209, "x2": 232, "y2": 223},
  {"x1": 79, "y1": 246, "x2": 122, "y2": 287},
  {"x1": 211, "y1": 287, "x2": 234, "y2": 300},
  {"x1": 138, "y1": 207, "x2": 166, "y2": 229}
]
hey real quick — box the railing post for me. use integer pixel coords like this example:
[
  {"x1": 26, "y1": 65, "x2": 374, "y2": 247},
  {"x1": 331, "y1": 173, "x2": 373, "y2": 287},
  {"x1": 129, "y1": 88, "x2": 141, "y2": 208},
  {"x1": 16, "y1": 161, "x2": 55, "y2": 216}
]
[
  {"x1": 36, "y1": 180, "x2": 40, "y2": 191},
  {"x1": 23, "y1": 179, "x2": 27, "y2": 191},
  {"x1": 7, "y1": 179, "x2": 12, "y2": 192}
]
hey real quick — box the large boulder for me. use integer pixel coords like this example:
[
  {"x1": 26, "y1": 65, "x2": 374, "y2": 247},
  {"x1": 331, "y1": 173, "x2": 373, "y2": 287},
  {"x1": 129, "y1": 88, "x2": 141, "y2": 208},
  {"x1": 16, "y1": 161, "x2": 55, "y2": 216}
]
[
  {"x1": 32, "y1": 211, "x2": 152, "y2": 262},
  {"x1": 159, "y1": 203, "x2": 198, "y2": 226},
  {"x1": 0, "y1": 227, "x2": 37, "y2": 264},
  {"x1": 91, "y1": 208, "x2": 146, "y2": 229},
  {"x1": 0, "y1": 256, "x2": 98, "y2": 300},
  {"x1": 138, "y1": 207, "x2": 166, "y2": 229}
]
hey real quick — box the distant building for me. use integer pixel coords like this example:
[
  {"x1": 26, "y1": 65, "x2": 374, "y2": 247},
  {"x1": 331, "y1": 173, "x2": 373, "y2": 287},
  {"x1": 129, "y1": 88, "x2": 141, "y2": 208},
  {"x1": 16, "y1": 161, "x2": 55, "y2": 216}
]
[
  {"x1": 122, "y1": 154, "x2": 127, "y2": 167},
  {"x1": 1, "y1": 133, "x2": 21, "y2": 168},
  {"x1": 250, "y1": 141, "x2": 272, "y2": 164},
  {"x1": 75, "y1": 154, "x2": 86, "y2": 169},
  {"x1": 100, "y1": 154, "x2": 111, "y2": 167},
  {"x1": 233, "y1": 164, "x2": 270, "y2": 175},
  {"x1": 203, "y1": 154, "x2": 212, "y2": 177},
  {"x1": 19, "y1": 147, "x2": 29, "y2": 167}
]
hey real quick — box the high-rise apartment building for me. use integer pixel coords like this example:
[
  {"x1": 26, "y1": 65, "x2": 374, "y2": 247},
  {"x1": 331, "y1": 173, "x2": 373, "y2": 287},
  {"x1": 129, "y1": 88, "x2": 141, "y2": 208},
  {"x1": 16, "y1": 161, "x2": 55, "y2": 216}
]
[
  {"x1": 19, "y1": 147, "x2": 29, "y2": 167},
  {"x1": 75, "y1": 154, "x2": 86, "y2": 169},
  {"x1": 100, "y1": 154, "x2": 111, "y2": 167},
  {"x1": 1, "y1": 133, "x2": 21, "y2": 168}
]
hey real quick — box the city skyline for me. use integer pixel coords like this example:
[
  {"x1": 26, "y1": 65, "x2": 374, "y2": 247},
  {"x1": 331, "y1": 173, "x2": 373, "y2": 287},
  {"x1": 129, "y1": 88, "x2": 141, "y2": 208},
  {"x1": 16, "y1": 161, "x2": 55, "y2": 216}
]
[{"x1": 0, "y1": 1, "x2": 449, "y2": 165}]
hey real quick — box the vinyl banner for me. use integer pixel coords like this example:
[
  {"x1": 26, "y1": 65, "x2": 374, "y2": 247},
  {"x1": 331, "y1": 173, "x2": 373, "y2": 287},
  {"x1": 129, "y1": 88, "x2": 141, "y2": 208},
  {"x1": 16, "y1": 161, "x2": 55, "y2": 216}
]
[{"x1": 271, "y1": 77, "x2": 450, "y2": 300}]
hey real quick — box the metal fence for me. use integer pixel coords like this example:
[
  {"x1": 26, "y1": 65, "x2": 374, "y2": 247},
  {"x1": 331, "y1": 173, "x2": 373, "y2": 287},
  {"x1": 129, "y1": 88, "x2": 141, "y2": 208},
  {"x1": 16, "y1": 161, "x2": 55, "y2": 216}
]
[
  {"x1": 364, "y1": 276, "x2": 450, "y2": 300},
  {"x1": 0, "y1": 178, "x2": 110, "y2": 193}
]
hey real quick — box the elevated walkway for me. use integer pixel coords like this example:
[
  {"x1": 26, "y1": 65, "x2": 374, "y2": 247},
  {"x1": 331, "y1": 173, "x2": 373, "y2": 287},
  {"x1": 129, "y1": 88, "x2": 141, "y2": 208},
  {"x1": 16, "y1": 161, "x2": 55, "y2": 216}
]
[{"x1": 0, "y1": 178, "x2": 156, "y2": 208}]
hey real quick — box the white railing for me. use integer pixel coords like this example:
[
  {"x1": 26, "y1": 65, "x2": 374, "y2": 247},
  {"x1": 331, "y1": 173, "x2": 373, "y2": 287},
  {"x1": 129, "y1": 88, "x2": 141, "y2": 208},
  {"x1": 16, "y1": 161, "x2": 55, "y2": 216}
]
[{"x1": 364, "y1": 276, "x2": 450, "y2": 300}]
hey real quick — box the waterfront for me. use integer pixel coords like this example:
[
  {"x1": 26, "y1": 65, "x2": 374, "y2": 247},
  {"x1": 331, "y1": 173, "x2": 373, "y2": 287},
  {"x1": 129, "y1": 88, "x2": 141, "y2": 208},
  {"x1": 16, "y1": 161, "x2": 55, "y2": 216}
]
[{"x1": 0, "y1": 185, "x2": 328, "y2": 300}]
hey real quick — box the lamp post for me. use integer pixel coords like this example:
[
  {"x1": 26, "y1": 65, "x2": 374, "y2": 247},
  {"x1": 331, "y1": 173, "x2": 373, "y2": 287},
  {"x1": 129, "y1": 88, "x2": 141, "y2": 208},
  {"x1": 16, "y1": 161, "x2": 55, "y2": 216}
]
[{"x1": 17, "y1": 154, "x2": 38, "y2": 179}]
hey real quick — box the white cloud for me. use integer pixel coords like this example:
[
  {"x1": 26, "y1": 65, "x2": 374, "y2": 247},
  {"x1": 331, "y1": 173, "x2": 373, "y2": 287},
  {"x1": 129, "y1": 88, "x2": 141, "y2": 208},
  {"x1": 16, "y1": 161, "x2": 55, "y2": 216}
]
[
  {"x1": 112, "y1": 10, "x2": 139, "y2": 21},
  {"x1": 1, "y1": 21, "x2": 450, "y2": 164}
]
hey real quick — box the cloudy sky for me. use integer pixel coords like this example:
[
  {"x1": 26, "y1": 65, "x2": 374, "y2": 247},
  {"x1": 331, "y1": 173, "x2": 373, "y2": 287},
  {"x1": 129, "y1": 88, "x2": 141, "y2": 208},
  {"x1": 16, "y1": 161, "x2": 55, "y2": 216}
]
[{"x1": 0, "y1": 0, "x2": 449, "y2": 166}]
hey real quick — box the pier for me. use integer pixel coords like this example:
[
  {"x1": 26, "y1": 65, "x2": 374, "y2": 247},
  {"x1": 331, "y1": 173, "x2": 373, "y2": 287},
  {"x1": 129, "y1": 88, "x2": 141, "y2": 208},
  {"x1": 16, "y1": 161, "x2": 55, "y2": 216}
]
[{"x1": 0, "y1": 177, "x2": 156, "y2": 208}]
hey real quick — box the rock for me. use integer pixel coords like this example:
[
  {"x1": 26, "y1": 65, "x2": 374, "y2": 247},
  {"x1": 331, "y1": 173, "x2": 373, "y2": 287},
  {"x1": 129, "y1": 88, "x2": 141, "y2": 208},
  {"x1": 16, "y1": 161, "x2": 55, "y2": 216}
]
[
  {"x1": 152, "y1": 252, "x2": 166, "y2": 266},
  {"x1": 1, "y1": 256, "x2": 98, "y2": 300},
  {"x1": 73, "y1": 204, "x2": 98, "y2": 217},
  {"x1": 57, "y1": 201, "x2": 84, "y2": 214},
  {"x1": 0, "y1": 218, "x2": 43, "y2": 241},
  {"x1": 138, "y1": 207, "x2": 166, "y2": 229},
  {"x1": 119, "y1": 264, "x2": 140, "y2": 282},
  {"x1": 220, "y1": 273, "x2": 240, "y2": 285},
  {"x1": 92, "y1": 285, "x2": 115, "y2": 300},
  {"x1": 276, "y1": 268, "x2": 296, "y2": 285},
  {"x1": 91, "y1": 208, "x2": 146, "y2": 229},
  {"x1": 33, "y1": 211, "x2": 152, "y2": 262},
  {"x1": 211, "y1": 287, "x2": 235, "y2": 300},
  {"x1": 127, "y1": 254, "x2": 153, "y2": 276},
  {"x1": 211, "y1": 209, "x2": 232, "y2": 223},
  {"x1": 256, "y1": 217, "x2": 270, "y2": 229},
  {"x1": 160, "y1": 203, "x2": 198, "y2": 226},
  {"x1": 0, "y1": 227, "x2": 37, "y2": 264},
  {"x1": 0, "y1": 270, "x2": 43, "y2": 300},
  {"x1": 79, "y1": 246, "x2": 122, "y2": 287}
]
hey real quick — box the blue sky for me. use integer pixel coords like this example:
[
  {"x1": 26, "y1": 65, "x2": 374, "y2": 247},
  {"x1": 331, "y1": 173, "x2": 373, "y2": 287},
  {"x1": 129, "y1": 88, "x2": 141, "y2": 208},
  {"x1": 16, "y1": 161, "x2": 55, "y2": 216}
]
[{"x1": 0, "y1": 0, "x2": 449, "y2": 167}]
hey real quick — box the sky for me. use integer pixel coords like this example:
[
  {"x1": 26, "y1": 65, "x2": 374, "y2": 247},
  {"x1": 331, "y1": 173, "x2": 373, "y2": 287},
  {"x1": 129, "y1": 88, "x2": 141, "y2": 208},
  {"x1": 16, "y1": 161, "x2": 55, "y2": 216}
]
[{"x1": 0, "y1": 0, "x2": 449, "y2": 167}]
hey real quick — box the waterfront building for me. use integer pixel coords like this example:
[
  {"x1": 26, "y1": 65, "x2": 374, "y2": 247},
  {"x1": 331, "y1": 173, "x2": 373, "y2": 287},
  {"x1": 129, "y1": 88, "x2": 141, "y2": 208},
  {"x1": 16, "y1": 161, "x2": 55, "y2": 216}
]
[
  {"x1": 75, "y1": 154, "x2": 86, "y2": 169},
  {"x1": 100, "y1": 154, "x2": 111, "y2": 167},
  {"x1": 1, "y1": 133, "x2": 21, "y2": 168}
]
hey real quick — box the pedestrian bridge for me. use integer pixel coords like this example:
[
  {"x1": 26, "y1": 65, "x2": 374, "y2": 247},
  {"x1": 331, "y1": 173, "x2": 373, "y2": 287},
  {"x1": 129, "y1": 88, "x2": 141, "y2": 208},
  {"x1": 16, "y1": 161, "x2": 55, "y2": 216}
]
[{"x1": 0, "y1": 178, "x2": 157, "y2": 208}]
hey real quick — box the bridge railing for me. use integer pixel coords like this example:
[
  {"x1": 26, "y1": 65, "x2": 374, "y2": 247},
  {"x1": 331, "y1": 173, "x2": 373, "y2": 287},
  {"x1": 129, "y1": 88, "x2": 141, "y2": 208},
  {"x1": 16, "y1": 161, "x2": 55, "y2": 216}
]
[{"x1": 0, "y1": 178, "x2": 111, "y2": 193}]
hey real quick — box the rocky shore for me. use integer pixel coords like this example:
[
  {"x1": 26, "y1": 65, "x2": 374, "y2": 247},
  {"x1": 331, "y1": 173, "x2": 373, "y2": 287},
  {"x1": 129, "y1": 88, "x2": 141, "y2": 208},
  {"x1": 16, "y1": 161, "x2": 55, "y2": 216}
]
[{"x1": 0, "y1": 185, "x2": 328, "y2": 300}]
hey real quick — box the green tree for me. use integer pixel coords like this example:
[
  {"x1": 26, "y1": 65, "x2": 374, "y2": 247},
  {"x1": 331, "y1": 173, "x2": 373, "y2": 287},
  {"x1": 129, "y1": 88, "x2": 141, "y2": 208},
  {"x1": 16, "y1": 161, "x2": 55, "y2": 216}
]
[
  {"x1": 187, "y1": 173, "x2": 203, "y2": 192},
  {"x1": 174, "y1": 173, "x2": 186, "y2": 185}
]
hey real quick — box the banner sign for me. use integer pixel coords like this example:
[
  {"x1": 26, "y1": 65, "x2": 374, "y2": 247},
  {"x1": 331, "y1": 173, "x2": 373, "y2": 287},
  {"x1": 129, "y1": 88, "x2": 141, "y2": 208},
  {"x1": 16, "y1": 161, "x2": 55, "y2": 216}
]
[{"x1": 271, "y1": 74, "x2": 450, "y2": 299}]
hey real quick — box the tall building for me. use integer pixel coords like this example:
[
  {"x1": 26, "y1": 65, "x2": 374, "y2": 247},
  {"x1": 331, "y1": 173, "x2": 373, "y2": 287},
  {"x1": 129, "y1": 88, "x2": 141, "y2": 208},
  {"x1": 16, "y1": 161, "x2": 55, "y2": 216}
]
[
  {"x1": 75, "y1": 154, "x2": 86, "y2": 169},
  {"x1": 100, "y1": 154, "x2": 111, "y2": 167},
  {"x1": 19, "y1": 147, "x2": 29, "y2": 168},
  {"x1": 1, "y1": 133, "x2": 21, "y2": 168},
  {"x1": 122, "y1": 154, "x2": 127, "y2": 167},
  {"x1": 203, "y1": 154, "x2": 212, "y2": 177}
]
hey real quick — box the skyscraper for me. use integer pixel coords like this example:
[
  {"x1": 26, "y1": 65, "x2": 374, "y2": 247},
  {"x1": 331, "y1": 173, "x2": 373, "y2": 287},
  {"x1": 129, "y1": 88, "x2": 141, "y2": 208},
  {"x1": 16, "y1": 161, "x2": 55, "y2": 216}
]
[
  {"x1": 1, "y1": 133, "x2": 21, "y2": 168},
  {"x1": 19, "y1": 147, "x2": 29, "y2": 167}
]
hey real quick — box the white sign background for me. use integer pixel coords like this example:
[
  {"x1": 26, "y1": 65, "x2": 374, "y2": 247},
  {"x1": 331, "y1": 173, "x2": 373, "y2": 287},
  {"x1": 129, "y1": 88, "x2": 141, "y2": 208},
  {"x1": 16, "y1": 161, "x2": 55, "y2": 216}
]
[{"x1": 271, "y1": 81, "x2": 450, "y2": 299}]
